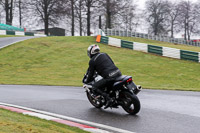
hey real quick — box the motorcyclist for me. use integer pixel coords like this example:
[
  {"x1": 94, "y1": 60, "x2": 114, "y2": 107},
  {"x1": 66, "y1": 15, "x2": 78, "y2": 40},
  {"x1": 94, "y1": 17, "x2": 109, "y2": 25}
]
[{"x1": 83, "y1": 44, "x2": 122, "y2": 109}]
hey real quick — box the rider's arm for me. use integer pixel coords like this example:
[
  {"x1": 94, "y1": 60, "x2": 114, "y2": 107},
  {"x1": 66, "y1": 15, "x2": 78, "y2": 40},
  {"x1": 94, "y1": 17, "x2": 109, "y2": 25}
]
[{"x1": 85, "y1": 60, "x2": 95, "y2": 83}]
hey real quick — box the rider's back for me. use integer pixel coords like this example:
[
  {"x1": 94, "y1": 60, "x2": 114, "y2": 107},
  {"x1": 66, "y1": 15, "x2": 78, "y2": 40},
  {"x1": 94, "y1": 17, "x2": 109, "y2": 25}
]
[{"x1": 90, "y1": 53, "x2": 119, "y2": 78}]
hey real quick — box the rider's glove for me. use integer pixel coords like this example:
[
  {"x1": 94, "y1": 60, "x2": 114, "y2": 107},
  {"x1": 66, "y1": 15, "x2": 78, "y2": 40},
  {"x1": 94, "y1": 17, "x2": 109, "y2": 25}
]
[{"x1": 82, "y1": 74, "x2": 88, "y2": 83}]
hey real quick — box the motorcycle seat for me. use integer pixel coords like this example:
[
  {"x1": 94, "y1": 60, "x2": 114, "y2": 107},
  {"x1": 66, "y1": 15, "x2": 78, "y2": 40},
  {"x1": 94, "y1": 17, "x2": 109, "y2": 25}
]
[{"x1": 115, "y1": 75, "x2": 128, "y2": 82}]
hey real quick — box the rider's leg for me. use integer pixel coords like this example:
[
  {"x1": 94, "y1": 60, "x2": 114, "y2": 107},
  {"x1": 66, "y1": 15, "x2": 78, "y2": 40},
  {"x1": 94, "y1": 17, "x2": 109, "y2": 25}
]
[{"x1": 93, "y1": 79, "x2": 113, "y2": 109}]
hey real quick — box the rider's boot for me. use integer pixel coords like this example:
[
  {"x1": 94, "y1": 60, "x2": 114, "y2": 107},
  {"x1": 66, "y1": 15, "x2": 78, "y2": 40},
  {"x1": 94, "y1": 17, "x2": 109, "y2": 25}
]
[
  {"x1": 94, "y1": 88, "x2": 113, "y2": 109},
  {"x1": 104, "y1": 95, "x2": 113, "y2": 109}
]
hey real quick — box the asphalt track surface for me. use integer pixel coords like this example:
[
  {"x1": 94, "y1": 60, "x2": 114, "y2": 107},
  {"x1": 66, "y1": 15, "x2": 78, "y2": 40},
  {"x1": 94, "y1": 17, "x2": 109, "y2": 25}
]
[
  {"x1": 0, "y1": 85, "x2": 200, "y2": 133},
  {"x1": 0, "y1": 36, "x2": 36, "y2": 49}
]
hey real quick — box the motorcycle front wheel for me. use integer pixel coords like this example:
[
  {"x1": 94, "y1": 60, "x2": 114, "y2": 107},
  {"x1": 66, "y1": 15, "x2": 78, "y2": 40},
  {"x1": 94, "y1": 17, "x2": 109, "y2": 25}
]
[
  {"x1": 120, "y1": 91, "x2": 141, "y2": 115},
  {"x1": 86, "y1": 91, "x2": 103, "y2": 108}
]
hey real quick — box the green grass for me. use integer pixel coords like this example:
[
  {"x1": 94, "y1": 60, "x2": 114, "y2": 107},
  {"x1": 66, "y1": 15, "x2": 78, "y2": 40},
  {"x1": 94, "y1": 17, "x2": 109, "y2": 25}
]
[
  {"x1": 0, "y1": 35, "x2": 21, "y2": 37},
  {"x1": 111, "y1": 36, "x2": 200, "y2": 52},
  {"x1": 0, "y1": 109, "x2": 89, "y2": 133},
  {"x1": 0, "y1": 36, "x2": 199, "y2": 91}
]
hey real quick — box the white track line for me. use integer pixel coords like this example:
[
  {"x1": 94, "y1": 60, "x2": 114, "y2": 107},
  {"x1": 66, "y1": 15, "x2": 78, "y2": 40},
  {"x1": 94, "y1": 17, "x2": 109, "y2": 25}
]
[{"x1": 0, "y1": 102, "x2": 135, "y2": 133}]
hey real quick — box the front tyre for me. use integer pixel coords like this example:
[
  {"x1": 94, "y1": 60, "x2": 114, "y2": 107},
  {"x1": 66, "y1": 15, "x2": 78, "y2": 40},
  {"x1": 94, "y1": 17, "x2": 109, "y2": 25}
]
[
  {"x1": 86, "y1": 91, "x2": 103, "y2": 108},
  {"x1": 120, "y1": 91, "x2": 141, "y2": 115}
]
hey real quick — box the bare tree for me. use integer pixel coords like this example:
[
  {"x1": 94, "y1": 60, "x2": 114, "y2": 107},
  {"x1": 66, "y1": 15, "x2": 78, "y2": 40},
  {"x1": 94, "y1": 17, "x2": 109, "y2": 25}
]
[
  {"x1": 178, "y1": 0, "x2": 198, "y2": 40},
  {"x1": 0, "y1": 4, "x2": 4, "y2": 23},
  {"x1": 75, "y1": 0, "x2": 84, "y2": 36},
  {"x1": 84, "y1": 0, "x2": 92, "y2": 36},
  {"x1": 120, "y1": 0, "x2": 139, "y2": 31},
  {"x1": 18, "y1": 0, "x2": 22, "y2": 27},
  {"x1": 70, "y1": 0, "x2": 75, "y2": 36},
  {"x1": 29, "y1": 0, "x2": 67, "y2": 35},
  {"x1": 195, "y1": 0, "x2": 200, "y2": 36},
  {"x1": 167, "y1": 1, "x2": 181, "y2": 38},
  {"x1": 95, "y1": 0, "x2": 138, "y2": 31},
  {"x1": 105, "y1": 0, "x2": 111, "y2": 29},
  {"x1": 84, "y1": 0, "x2": 99, "y2": 36},
  {"x1": 0, "y1": 0, "x2": 15, "y2": 25},
  {"x1": 145, "y1": 0, "x2": 170, "y2": 36},
  {"x1": 102, "y1": 0, "x2": 126, "y2": 29},
  {"x1": 15, "y1": 0, "x2": 28, "y2": 28}
]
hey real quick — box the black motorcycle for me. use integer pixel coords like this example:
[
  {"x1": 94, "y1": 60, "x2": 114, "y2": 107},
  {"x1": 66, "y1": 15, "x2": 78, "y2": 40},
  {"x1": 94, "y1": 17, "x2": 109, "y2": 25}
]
[{"x1": 83, "y1": 72, "x2": 142, "y2": 115}]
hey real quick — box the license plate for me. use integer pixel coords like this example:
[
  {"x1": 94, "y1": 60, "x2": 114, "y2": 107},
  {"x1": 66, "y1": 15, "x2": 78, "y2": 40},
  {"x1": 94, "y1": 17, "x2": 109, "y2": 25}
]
[
  {"x1": 127, "y1": 82, "x2": 134, "y2": 89},
  {"x1": 127, "y1": 82, "x2": 137, "y2": 90}
]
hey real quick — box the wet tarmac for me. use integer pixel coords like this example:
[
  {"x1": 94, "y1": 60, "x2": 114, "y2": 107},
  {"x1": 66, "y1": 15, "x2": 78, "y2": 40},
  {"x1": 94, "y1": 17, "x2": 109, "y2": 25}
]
[{"x1": 0, "y1": 85, "x2": 200, "y2": 133}]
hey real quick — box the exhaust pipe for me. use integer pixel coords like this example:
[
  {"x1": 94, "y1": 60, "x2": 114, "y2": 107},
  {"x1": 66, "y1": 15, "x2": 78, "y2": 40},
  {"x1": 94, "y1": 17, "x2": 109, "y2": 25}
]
[{"x1": 133, "y1": 85, "x2": 142, "y2": 95}]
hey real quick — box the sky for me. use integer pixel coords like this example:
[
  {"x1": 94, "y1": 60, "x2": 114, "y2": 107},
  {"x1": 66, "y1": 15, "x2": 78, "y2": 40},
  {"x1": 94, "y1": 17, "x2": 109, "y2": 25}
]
[
  {"x1": 134, "y1": 0, "x2": 200, "y2": 38},
  {"x1": 136, "y1": 0, "x2": 199, "y2": 9}
]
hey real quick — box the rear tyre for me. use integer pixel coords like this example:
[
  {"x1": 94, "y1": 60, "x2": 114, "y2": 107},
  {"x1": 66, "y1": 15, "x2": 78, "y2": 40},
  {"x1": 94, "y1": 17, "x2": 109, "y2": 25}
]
[
  {"x1": 120, "y1": 91, "x2": 140, "y2": 115},
  {"x1": 86, "y1": 91, "x2": 103, "y2": 108}
]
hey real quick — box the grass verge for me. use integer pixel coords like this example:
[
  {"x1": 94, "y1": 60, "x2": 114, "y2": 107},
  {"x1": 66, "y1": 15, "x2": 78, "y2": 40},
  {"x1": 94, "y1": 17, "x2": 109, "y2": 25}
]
[
  {"x1": 0, "y1": 108, "x2": 89, "y2": 133},
  {"x1": 0, "y1": 35, "x2": 21, "y2": 38},
  {"x1": 0, "y1": 36, "x2": 199, "y2": 91}
]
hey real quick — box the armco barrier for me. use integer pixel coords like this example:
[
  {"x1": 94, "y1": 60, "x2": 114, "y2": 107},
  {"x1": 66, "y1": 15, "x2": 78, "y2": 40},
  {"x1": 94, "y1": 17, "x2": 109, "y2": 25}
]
[
  {"x1": 97, "y1": 35, "x2": 200, "y2": 63},
  {"x1": 0, "y1": 29, "x2": 46, "y2": 37},
  {"x1": 15, "y1": 31, "x2": 25, "y2": 36},
  {"x1": 25, "y1": 32, "x2": 34, "y2": 36},
  {"x1": 163, "y1": 47, "x2": 180, "y2": 59},
  {"x1": 108, "y1": 37, "x2": 121, "y2": 47},
  {"x1": 148, "y1": 45, "x2": 163, "y2": 56},
  {"x1": 180, "y1": 50, "x2": 199, "y2": 62},
  {"x1": 0, "y1": 30, "x2": 6, "y2": 35},
  {"x1": 199, "y1": 52, "x2": 200, "y2": 62},
  {"x1": 134, "y1": 42, "x2": 148, "y2": 52},
  {"x1": 121, "y1": 40, "x2": 133, "y2": 49},
  {"x1": 6, "y1": 30, "x2": 15, "y2": 35},
  {"x1": 100, "y1": 36, "x2": 109, "y2": 44},
  {"x1": 34, "y1": 34, "x2": 47, "y2": 37}
]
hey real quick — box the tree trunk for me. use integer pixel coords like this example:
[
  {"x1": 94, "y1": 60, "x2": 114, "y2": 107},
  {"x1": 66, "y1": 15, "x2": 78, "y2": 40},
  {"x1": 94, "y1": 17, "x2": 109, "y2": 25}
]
[
  {"x1": 99, "y1": 15, "x2": 101, "y2": 29},
  {"x1": 19, "y1": 0, "x2": 22, "y2": 27},
  {"x1": 171, "y1": 21, "x2": 174, "y2": 38},
  {"x1": 106, "y1": 0, "x2": 111, "y2": 29},
  {"x1": 184, "y1": 19, "x2": 187, "y2": 40},
  {"x1": 154, "y1": 23, "x2": 158, "y2": 36},
  {"x1": 80, "y1": 16, "x2": 82, "y2": 36},
  {"x1": 87, "y1": 4, "x2": 91, "y2": 36},
  {"x1": 45, "y1": 19, "x2": 49, "y2": 35},
  {"x1": 5, "y1": 0, "x2": 9, "y2": 24},
  {"x1": 187, "y1": 24, "x2": 190, "y2": 40},
  {"x1": 9, "y1": 0, "x2": 13, "y2": 25},
  {"x1": 4, "y1": 0, "x2": 14, "y2": 25},
  {"x1": 44, "y1": 1, "x2": 49, "y2": 35},
  {"x1": 79, "y1": 0, "x2": 82, "y2": 36},
  {"x1": 71, "y1": 0, "x2": 74, "y2": 36},
  {"x1": 153, "y1": 18, "x2": 158, "y2": 35}
]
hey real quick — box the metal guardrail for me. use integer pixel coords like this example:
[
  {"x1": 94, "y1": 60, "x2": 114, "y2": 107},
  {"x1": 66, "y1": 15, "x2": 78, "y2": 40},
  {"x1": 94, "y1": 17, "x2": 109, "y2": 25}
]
[
  {"x1": 97, "y1": 36, "x2": 200, "y2": 63},
  {"x1": 103, "y1": 29, "x2": 200, "y2": 47}
]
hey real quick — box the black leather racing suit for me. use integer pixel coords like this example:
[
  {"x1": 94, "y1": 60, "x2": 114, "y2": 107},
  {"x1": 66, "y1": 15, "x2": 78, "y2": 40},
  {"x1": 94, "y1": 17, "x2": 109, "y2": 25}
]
[{"x1": 85, "y1": 52, "x2": 121, "y2": 95}]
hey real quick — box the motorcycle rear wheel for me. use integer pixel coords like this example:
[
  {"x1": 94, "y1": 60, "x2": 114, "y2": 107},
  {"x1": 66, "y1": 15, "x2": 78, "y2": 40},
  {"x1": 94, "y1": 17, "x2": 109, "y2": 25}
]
[
  {"x1": 86, "y1": 91, "x2": 103, "y2": 108},
  {"x1": 120, "y1": 91, "x2": 140, "y2": 115}
]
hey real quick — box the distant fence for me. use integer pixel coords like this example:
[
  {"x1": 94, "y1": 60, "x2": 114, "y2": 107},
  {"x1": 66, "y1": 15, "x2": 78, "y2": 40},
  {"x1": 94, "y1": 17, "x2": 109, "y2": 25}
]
[
  {"x1": 0, "y1": 23, "x2": 24, "y2": 32},
  {"x1": 102, "y1": 29, "x2": 200, "y2": 47},
  {"x1": 96, "y1": 35, "x2": 200, "y2": 63}
]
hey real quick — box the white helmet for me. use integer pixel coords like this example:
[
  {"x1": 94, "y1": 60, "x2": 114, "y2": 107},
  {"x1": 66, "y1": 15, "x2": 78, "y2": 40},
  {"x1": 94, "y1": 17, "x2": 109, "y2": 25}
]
[{"x1": 87, "y1": 44, "x2": 100, "y2": 58}]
